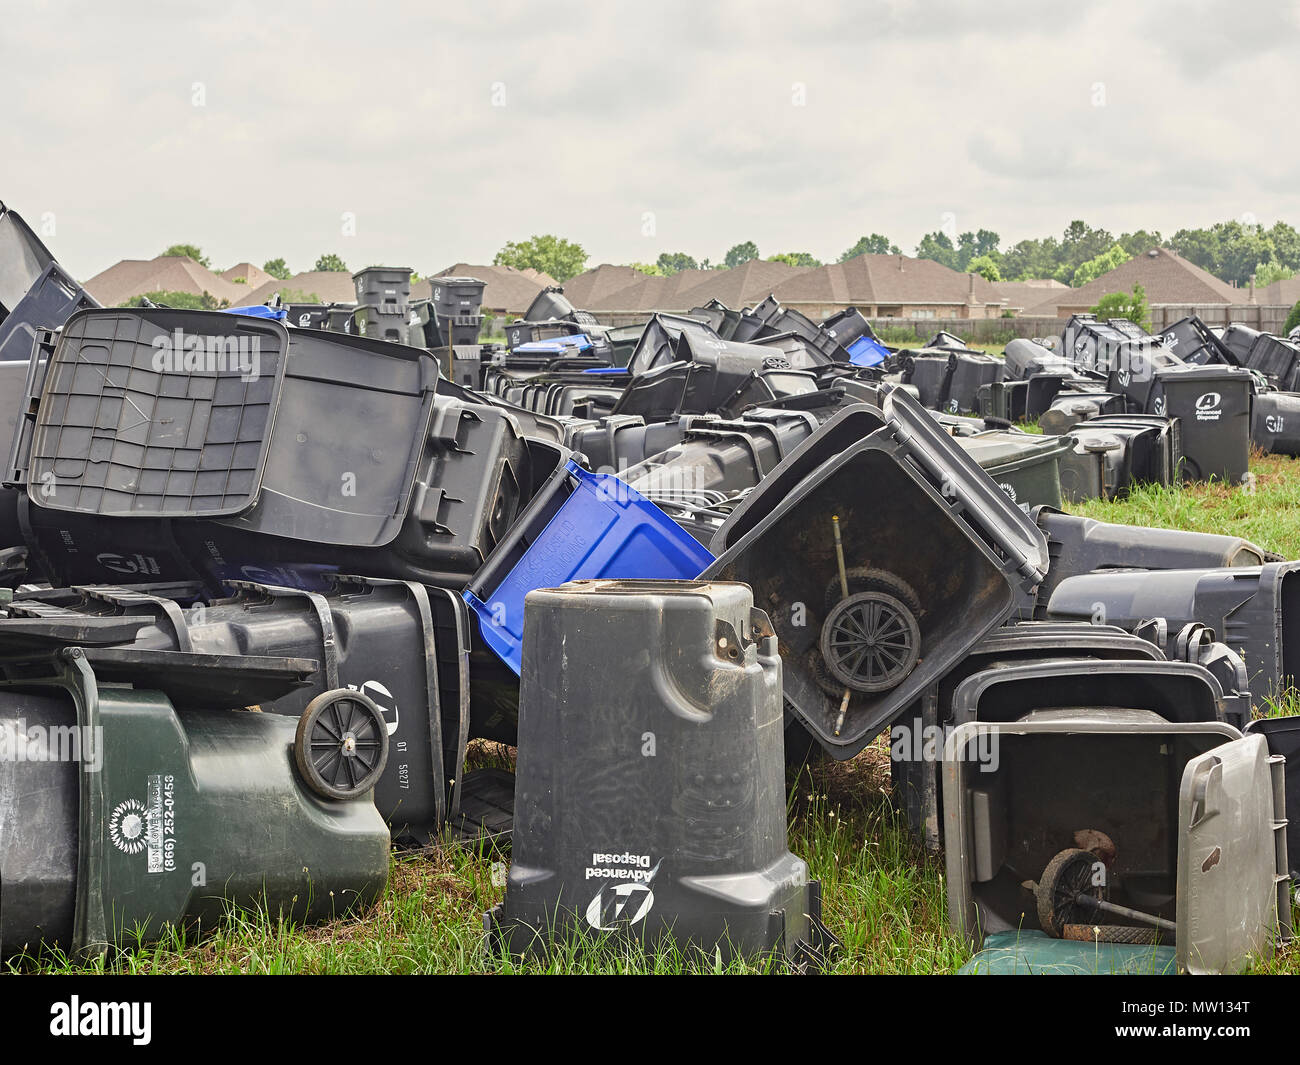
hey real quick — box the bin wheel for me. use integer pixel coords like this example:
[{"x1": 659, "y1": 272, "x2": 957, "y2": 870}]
[
  {"x1": 1036, "y1": 847, "x2": 1099, "y2": 938},
  {"x1": 295, "y1": 689, "x2": 389, "y2": 801},
  {"x1": 819, "y1": 589, "x2": 921, "y2": 694},
  {"x1": 823, "y1": 567, "x2": 922, "y2": 616}
]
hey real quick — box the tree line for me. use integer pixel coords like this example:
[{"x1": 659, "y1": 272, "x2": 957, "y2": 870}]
[{"x1": 158, "y1": 217, "x2": 1300, "y2": 291}]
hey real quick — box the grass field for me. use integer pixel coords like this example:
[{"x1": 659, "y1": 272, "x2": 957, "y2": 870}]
[{"x1": 10, "y1": 455, "x2": 1300, "y2": 976}]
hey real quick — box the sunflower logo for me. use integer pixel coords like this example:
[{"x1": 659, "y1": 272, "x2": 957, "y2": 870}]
[{"x1": 109, "y1": 798, "x2": 148, "y2": 855}]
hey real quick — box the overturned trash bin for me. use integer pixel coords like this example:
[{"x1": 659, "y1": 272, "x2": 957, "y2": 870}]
[
  {"x1": 486, "y1": 579, "x2": 836, "y2": 970},
  {"x1": 1044, "y1": 562, "x2": 1300, "y2": 702},
  {"x1": 1028, "y1": 507, "x2": 1266, "y2": 617},
  {"x1": 705, "y1": 390, "x2": 1049, "y2": 759},
  {"x1": 0, "y1": 646, "x2": 390, "y2": 960},
  {"x1": 464, "y1": 461, "x2": 715, "y2": 674},
  {"x1": 945, "y1": 706, "x2": 1290, "y2": 974}
]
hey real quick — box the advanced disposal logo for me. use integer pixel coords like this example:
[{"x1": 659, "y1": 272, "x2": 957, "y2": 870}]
[
  {"x1": 1195, "y1": 392, "x2": 1223, "y2": 421},
  {"x1": 584, "y1": 851, "x2": 661, "y2": 930}
]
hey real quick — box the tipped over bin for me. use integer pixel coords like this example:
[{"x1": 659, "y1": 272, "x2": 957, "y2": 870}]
[
  {"x1": 703, "y1": 389, "x2": 1049, "y2": 759},
  {"x1": 0, "y1": 647, "x2": 390, "y2": 960}
]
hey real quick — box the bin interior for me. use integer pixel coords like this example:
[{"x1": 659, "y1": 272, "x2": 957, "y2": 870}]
[
  {"x1": 710, "y1": 444, "x2": 1012, "y2": 754},
  {"x1": 958, "y1": 728, "x2": 1232, "y2": 937}
]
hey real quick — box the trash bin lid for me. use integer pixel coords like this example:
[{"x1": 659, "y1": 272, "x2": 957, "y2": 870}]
[
  {"x1": 26, "y1": 307, "x2": 290, "y2": 519},
  {"x1": 1177, "y1": 734, "x2": 1281, "y2": 974}
]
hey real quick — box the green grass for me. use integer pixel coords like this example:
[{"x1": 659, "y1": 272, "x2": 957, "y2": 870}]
[{"x1": 12, "y1": 454, "x2": 1300, "y2": 976}]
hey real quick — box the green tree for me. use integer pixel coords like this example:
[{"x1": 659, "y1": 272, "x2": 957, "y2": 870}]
[
  {"x1": 1090, "y1": 284, "x2": 1149, "y2": 329},
  {"x1": 627, "y1": 262, "x2": 666, "y2": 276},
  {"x1": 274, "y1": 287, "x2": 322, "y2": 303},
  {"x1": 839, "y1": 234, "x2": 900, "y2": 260},
  {"x1": 1169, "y1": 220, "x2": 1275, "y2": 286},
  {"x1": 493, "y1": 234, "x2": 588, "y2": 282},
  {"x1": 1072, "y1": 243, "x2": 1132, "y2": 287},
  {"x1": 656, "y1": 251, "x2": 698, "y2": 275},
  {"x1": 1116, "y1": 230, "x2": 1163, "y2": 257},
  {"x1": 263, "y1": 257, "x2": 291, "y2": 280},
  {"x1": 967, "y1": 254, "x2": 1001, "y2": 282},
  {"x1": 1253, "y1": 261, "x2": 1294, "y2": 287},
  {"x1": 125, "y1": 289, "x2": 229, "y2": 310},
  {"x1": 723, "y1": 241, "x2": 760, "y2": 269},
  {"x1": 1266, "y1": 221, "x2": 1300, "y2": 271},
  {"x1": 767, "y1": 252, "x2": 821, "y2": 268},
  {"x1": 1053, "y1": 221, "x2": 1116, "y2": 285},
  {"x1": 999, "y1": 236, "x2": 1062, "y2": 281},
  {"x1": 915, "y1": 230, "x2": 959, "y2": 269},
  {"x1": 1283, "y1": 300, "x2": 1300, "y2": 336},
  {"x1": 313, "y1": 253, "x2": 349, "y2": 272},
  {"x1": 161, "y1": 244, "x2": 210, "y2": 268},
  {"x1": 955, "y1": 229, "x2": 1001, "y2": 270}
]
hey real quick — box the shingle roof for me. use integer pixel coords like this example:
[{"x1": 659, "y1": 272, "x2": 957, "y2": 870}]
[
  {"x1": 560, "y1": 265, "x2": 649, "y2": 309},
  {"x1": 221, "y1": 262, "x2": 274, "y2": 290},
  {"x1": 1023, "y1": 248, "x2": 1241, "y2": 315},
  {"x1": 674, "y1": 261, "x2": 810, "y2": 310},
  {"x1": 581, "y1": 267, "x2": 719, "y2": 312},
  {"x1": 994, "y1": 279, "x2": 1068, "y2": 312},
  {"x1": 83, "y1": 256, "x2": 246, "y2": 306},
  {"x1": 239, "y1": 270, "x2": 357, "y2": 306},
  {"x1": 562, "y1": 261, "x2": 811, "y2": 313},
  {"x1": 770, "y1": 254, "x2": 1003, "y2": 307}
]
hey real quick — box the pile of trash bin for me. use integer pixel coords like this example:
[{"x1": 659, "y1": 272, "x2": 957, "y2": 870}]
[{"x1": 0, "y1": 199, "x2": 1294, "y2": 974}]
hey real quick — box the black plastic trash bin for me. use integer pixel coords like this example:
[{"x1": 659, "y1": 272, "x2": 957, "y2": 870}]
[
  {"x1": 1160, "y1": 315, "x2": 1235, "y2": 367},
  {"x1": 0, "y1": 201, "x2": 56, "y2": 321},
  {"x1": 1242, "y1": 332, "x2": 1300, "y2": 392},
  {"x1": 703, "y1": 391, "x2": 1049, "y2": 759},
  {"x1": 10, "y1": 312, "x2": 579, "y2": 593},
  {"x1": 944, "y1": 705, "x2": 1287, "y2": 973},
  {"x1": 621, "y1": 409, "x2": 822, "y2": 499},
  {"x1": 1243, "y1": 715, "x2": 1300, "y2": 880},
  {"x1": 353, "y1": 266, "x2": 412, "y2": 310},
  {"x1": 1044, "y1": 562, "x2": 1300, "y2": 703},
  {"x1": 429, "y1": 276, "x2": 486, "y2": 318},
  {"x1": 944, "y1": 351, "x2": 1005, "y2": 415},
  {"x1": 1037, "y1": 390, "x2": 1127, "y2": 434},
  {"x1": 486, "y1": 579, "x2": 836, "y2": 969},
  {"x1": 1251, "y1": 391, "x2": 1300, "y2": 456},
  {"x1": 353, "y1": 303, "x2": 409, "y2": 345},
  {"x1": 1146, "y1": 364, "x2": 1253, "y2": 484},
  {"x1": 1028, "y1": 507, "x2": 1266, "y2": 617},
  {"x1": 890, "y1": 621, "x2": 1166, "y2": 851},
  {"x1": 0, "y1": 262, "x2": 98, "y2": 363}
]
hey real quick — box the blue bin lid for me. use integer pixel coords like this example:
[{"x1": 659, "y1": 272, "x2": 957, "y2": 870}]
[
  {"x1": 847, "y1": 333, "x2": 889, "y2": 367},
  {"x1": 227, "y1": 305, "x2": 289, "y2": 321},
  {"x1": 463, "y1": 460, "x2": 715, "y2": 674}
]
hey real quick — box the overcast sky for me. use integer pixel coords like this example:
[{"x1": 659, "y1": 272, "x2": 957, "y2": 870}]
[{"x1": 3, "y1": 0, "x2": 1298, "y2": 281}]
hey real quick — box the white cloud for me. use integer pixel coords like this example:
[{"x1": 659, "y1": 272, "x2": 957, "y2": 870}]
[{"x1": 0, "y1": 0, "x2": 1296, "y2": 280}]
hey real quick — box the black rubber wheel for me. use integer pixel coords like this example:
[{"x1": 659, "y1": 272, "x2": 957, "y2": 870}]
[
  {"x1": 819, "y1": 589, "x2": 921, "y2": 693},
  {"x1": 1036, "y1": 847, "x2": 1099, "y2": 937},
  {"x1": 822, "y1": 567, "x2": 922, "y2": 616},
  {"x1": 295, "y1": 689, "x2": 389, "y2": 801}
]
